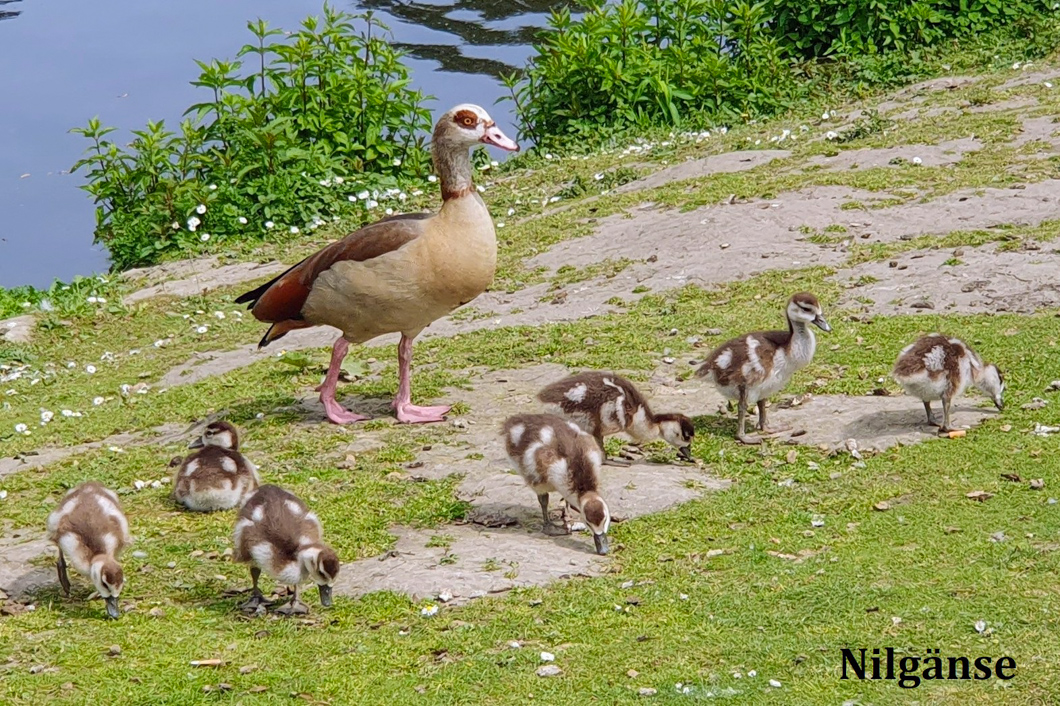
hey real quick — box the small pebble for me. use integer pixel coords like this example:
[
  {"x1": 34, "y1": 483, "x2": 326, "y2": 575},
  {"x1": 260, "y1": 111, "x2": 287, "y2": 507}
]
[
  {"x1": 769, "y1": 679, "x2": 782, "y2": 688},
  {"x1": 107, "y1": 645, "x2": 121, "y2": 657},
  {"x1": 540, "y1": 651, "x2": 555, "y2": 662},
  {"x1": 537, "y1": 665, "x2": 562, "y2": 678},
  {"x1": 638, "y1": 687, "x2": 657, "y2": 696}
]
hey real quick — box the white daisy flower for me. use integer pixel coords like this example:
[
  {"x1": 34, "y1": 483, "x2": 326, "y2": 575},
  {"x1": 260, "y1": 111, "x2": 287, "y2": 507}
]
[
  {"x1": 61, "y1": 409, "x2": 77, "y2": 417},
  {"x1": 200, "y1": 233, "x2": 210, "y2": 242},
  {"x1": 366, "y1": 200, "x2": 378, "y2": 209},
  {"x1": 40, "y1": 410, "x2": 54, "y2": 424},
  {"x1": 171, "y1": 221, "x2": 180, "y2": 230},
  {"x1": 187, "y1": 216, "x2": 200, "y2": 231},
  {"x1": 93, "y1": 396, "x2": 105, "y2": 406},
  {"x1": 393, "y1": 158, "x2": 402, "y2": 166},
  {"x1": 357, "y1": 190, "x2": 370, "y2": 200},
  {"x1": 196, "y1": 203, "x2": 207, "y2": 214},
  {"x1": 196, "y1": 325, "x2": 208, "y2": 334},
  {"x1": 826, "y1": 131, "x2": 838, "y2": 140},
  {"x1": 334, "y1": 176, "x2": 345, "y2": 184},
  {"x1": 238, "y1": 216, "x2": 248, "y2": 225},
  {"x1": 213, "y1": 311, "x2": 225, "y2": 319},
  {"x1": 87, "y1": 296, "x2": 98, "y2": 304},
  {"x1": 427, "y1": 175, "x2": 437, "y2": 183},
  {"x1": 911, "y1": 157, "x2": 923, "y2": 165},
  {"x1": 14, "y1": 423, "x2": 27, "y2": 433},
  {"x1": 208, "y1": 184, "x2": 217, "y2": 191},
  {"x1": 265, "y1": 221, "x2": 275, "y2": 229},
  {"x1": 384, "y1": 208, "x2": 393, "y2": 215},
  {"x1": 420, "y1": 604, "x2": 439, "y2": 617},
  {"x1": 85, "y1": 365, "x2": 96, "y2": 374}
]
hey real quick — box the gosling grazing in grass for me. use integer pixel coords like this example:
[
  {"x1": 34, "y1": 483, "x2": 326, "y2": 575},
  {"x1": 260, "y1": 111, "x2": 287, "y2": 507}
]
[
  {"x1": 172, "y1": 421, "x2": 260, "y2": 512},
  {"x1": 696, "y1": 292, "x2": 830, "y2": 444},
  {"x1": 45, "y1": 482, "x2": 130, "y2": 619},
  {"x1": 501, "y1": 413, "x2": 611, "y2": 555},
  {"x1": 233, "y1": 485, "x2": 340, "y2": 615},
  {"x1": 893, "y1": 333, "x2": 1004, "y2": 432},
  {"x1": 537, "y1": 371, "x2": 694, "y2": 465}
]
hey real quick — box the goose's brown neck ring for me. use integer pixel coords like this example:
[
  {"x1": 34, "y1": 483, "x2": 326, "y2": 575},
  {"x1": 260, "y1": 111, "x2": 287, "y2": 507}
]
[{"x1": 431, "y1": 138, "x2": 475, "y2": 203}]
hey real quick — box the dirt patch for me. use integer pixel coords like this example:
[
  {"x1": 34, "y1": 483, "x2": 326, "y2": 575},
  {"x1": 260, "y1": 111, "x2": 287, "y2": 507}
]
[
  {"x1": 0, "y1": 531, "x2": 51, "y2": 598},
  {"x1": 614, "y1": 150, "x2": 791, "y2": 194},
  {"x1": 994, "y1": 67, "x2": 1060, "y2": 92},
  {"x1": 0, "y1": 315, "x2": 34, "y2": 344},
  {"x1": 0, "y1": 422, "x2": 193, "y2": 479},
  {"x1": 1012, "y1": 116, "x2": 1060, "y2": 152},
  {"x1": 123, "y1": 259, "x2": 286, "y2": 305},
  {"x1": 835, "y1": 243, "x2": 1060, "y2": 315},
  {"x1": 802, "y1": 138, "x2": 981, "y2": 172}
]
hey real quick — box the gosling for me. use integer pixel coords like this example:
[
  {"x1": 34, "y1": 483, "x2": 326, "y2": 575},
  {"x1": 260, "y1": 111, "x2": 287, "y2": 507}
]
[
  {"x1": 233, "y1": 485, "x2": 340, "y2": 615},
  {"x1": 173, "y1": 421, "x2": 260, "y2": 512},
  {"x1": 501, "y1": 413, "x2": 611, "y2": 555},
  {"x1": 696, "y1": 292, "x2": 830, "y2": 444},
  {"x1": 893, "y1": 333, "x2": 1004, "y2": 432},
  {"x1": 46, "y1": 482, "x2": 130, "y2": 619},
  {"x1": 538, "y1": 371, "x2": 695, "y2": 465}
]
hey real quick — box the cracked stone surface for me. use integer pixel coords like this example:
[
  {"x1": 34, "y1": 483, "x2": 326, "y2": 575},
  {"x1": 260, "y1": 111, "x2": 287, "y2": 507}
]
[
  {"x1": 614, "y1": 149, "x2": 791, "y2": 194},
  {"x1": 834, "y1": 243, "x2": 1060, "y2": 315}
]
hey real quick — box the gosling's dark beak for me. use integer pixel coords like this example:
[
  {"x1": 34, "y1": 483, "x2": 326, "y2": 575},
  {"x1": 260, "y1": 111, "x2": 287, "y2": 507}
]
[
  {"x1": 677, "y1": 446, "x2": 694, "y2": 462},
  {"x1": 104, "y1": 596, "x2": 121, "y2": 619},
  {"x1": 187, "y1": 437, "x2": 204, "y2": 449},
  {"x1": 813, "y1": 315, "x2": 831, "y2": 332},
  {"x1": 318, "y1": 584, "x2": 333, "y2": 607},
  {"x1": 995, "y1": 398, "x2": 1004, "y2": 411},
  {"x1": 593, "y1": 533, "x2": 610, "y2": 556}
]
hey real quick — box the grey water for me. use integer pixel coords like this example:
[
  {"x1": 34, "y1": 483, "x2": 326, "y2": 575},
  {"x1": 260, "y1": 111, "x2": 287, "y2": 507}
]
[{"x1": 0, "y1": 0, "x2": 562, "y2": 289}]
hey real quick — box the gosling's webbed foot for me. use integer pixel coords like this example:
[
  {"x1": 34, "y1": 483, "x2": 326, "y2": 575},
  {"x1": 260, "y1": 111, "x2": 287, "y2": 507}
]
[
  {"x1": 239, "y1": 592, "x2": 271, "y2": 612},
  {"x1": 273, "y1": 599, "x2": 310, "y2": 616},
  {"x1": 603, "y1": 456, "x2": 632, "y2": 467},
  {"x1": 757, "y1": 424, "x2": 791, "y2": 436},
  {"x1": 736, "y1": 433, "x2": 763, "y2": 446}
]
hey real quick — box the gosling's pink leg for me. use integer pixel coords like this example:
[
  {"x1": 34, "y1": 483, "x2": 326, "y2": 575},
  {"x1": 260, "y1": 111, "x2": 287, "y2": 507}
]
[
  {"x1": 392, "y1": 334, "x2": 450, "y2": 424},
  {"x1": 319, "y1": 337, "x2": 368, "y2": 424}
]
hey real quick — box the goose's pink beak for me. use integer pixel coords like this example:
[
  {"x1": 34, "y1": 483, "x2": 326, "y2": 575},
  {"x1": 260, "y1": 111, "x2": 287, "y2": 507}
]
[{"x1": 481, "y1": 124, "x2": 519, "y2": 152}]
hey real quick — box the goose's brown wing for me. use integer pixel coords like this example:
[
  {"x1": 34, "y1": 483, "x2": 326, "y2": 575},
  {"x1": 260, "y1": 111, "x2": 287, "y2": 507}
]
[{"x1": 235, "y1": 213, "x2": 432, "y2": 345}]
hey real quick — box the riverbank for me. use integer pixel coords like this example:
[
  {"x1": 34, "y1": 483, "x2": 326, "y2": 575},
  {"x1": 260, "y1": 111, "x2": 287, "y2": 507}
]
[{"x1": 2, "y1": 55, "x2": 1060, "y2": 704}]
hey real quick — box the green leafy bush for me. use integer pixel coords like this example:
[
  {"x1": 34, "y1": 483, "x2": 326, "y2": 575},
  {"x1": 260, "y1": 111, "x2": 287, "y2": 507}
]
[
  {"x1": 768, "y1": 0, "x2": 1051, "y2": 58},
  {"x1": 71, "y1": 4, "x2": 433, "y2": 271},
  {"x1": 504, "y1": 0, "x2": 797, "y2": 143}
]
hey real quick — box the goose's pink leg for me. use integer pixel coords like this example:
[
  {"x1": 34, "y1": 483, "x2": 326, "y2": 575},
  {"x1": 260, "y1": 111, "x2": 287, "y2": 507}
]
[
  {"x1": 392, "y1": 334, "x2": 450, "y2": 424},
  {"x1": 319, "y1": 337, "x2": 368, "y2": 424}
]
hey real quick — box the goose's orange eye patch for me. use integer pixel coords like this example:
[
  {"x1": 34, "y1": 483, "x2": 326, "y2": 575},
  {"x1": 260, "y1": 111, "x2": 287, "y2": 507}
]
[{"x1": 454, "y1": 110, "x2": 478, "y2": 127}]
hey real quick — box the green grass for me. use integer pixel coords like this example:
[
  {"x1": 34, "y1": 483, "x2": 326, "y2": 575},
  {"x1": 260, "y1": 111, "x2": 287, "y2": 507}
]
[{"x1": 4, "y1": 50, "x2": 1060, "y2": 706}]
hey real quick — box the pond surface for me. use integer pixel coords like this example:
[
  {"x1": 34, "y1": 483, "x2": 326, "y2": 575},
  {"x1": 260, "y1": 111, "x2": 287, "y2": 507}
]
[{"x1": 0, "y1": 0, "x2": 561, "y2": 289}]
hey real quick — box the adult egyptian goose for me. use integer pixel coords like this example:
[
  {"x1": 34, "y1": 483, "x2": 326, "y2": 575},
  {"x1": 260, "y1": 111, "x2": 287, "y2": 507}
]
[
  {"x1": 45, "y1": 482, "x2": 130, "y2": 618},
  {"x1": 172, "y1": 421, "x2": 260, "y2": 512},
  {"x1": 235, "y1": 104, "x2": 518, "y2": 424},
  {"x1": 696, "y1": 292, "x2": 830, "y2": 444},
  {"x1": 537, "y1": 371, "x2": 694, "y2": 464},
  {"x1": 893, "y1": 333, "x2": 1004, "y2": 432},
  {"x1": 501, "y1": 413, "x2": 611, "y2": 555},
  {"x1": 233, "y1": 484, "x2": 340, "y2": 615}
]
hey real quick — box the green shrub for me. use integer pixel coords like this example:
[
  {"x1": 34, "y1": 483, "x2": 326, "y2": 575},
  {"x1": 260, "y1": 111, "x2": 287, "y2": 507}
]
[
  {"x1": 71, "y1": 4, "x2": 433, "y2": 271},
  {"x1": 768, "y1": 0, "x2": 1051, "y2": 59},
  {"x1": 504, "y1": 0, "x2": 798, "y2": 143}
]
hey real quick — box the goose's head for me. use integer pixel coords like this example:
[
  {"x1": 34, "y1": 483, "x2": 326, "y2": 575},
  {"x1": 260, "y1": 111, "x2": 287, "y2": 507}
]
[
  {"x1": 189, "y1": 421, "x2": 239, "y2": 450},
  {"x1": 787, "y1": 292, "x2": 831, "y2": 332},
  {"x1": 976, "y1": 363, "x2": 1005, "y2": 411},
  {"x1": 656, "y1": 414, "x2": 695, "y2": 461},
  {"x1": 580, "y1": 492, "x2": 611, "y2": 556},
  {"x1": 433, "y1": 104, "x2": 519, "y2": 153},
  {"x1": 300, "y1": 544, "x2": 340, "y2": 607},
  {"x1": 90, "y1": 557, "x2": 125, "y2": 619}
]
